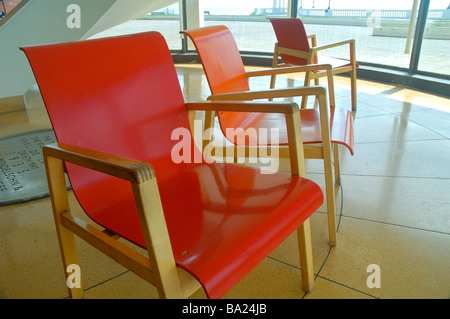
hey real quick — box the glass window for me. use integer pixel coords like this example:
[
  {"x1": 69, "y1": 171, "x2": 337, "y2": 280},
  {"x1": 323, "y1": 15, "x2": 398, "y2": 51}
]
[
  {"x1": 417, "y1": 0, "x2": 450, "y2": 76},
  {"x1": 89, "y1": 3, "x2": 182, "y2": 50},
  {"x1": 297, "y1": 1, "x2": 418, "y2": 69},
  {"x1": 139, "y1": 3, "x2": 182, "y2": 50},
  {"x1": 88, "y1": 0, "x2": 449, "y2": 84},
  {"x1": 201, "y1": 0, "x2": 288, "y2": 52}
]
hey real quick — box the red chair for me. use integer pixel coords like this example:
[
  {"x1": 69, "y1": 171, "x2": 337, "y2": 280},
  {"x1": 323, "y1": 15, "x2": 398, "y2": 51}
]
[
  {"x1": 268, "y1": 18, "x2": 358, "y2": 111},
  {"x1": 181, "y1": 25, "x2": 354, "y2": 246},
  {"x1": 21, "y1": 31, "x2": 323, "y2": 299}
]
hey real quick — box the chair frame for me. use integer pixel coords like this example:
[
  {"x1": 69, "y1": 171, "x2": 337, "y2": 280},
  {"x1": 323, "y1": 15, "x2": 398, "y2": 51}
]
[
  {"x1": 44, "y1": 99, "x2": 319, "y2": 299},
  {"x1": 199, "y1": 62, "x2": 341, "y2": 247},
  {"x1": 181, "y1": 26, "x2": 355, "y2": 246},
  {"x1": 269, "y1": 18, "x2": 358, "y2": 112}
]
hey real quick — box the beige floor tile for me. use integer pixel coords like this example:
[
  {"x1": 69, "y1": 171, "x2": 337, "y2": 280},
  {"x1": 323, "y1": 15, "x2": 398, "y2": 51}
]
[
  {"x1": 353, "y1": 113, "x2": 445, "y2": 144},
  {"x1": 339, "y1": 99, "x2": 389, "y2": 118},
  {"x1": 270, "y1": 212, "x2": 338, "y2": 269},
  {"x1": 221, "y1": 258, "x2": 307, "y2": 299},
  {"x1": 389, "y1": 88, "x2": 450, "y2": 113},
  {"x1": 82, "y1": 271, "x2": 160, "y2": 299},
  {"x1": 0, "y1": 195, "x2": 137, "y2": 299},
  {"x1": 305, "y1": 277, "x2": 375, "y2": 299},
  {"x1": 319, "y1": 217, "x2": 450, "y2": 299},
  {"x1": 401, "y1": 108, "x2": 450, "y2": 139},
  {"x1": 0, "y1": 198, "x2": 67, "y2": 299},
  {"x1": 339, "y1": 139, "x2": 450, "y2": 178},
  {"x1": 357, "y1": 90, "x2": 430, "y2": 113},
  {"x1": 83, "y1": 255, "x2": 312, "y2": 299},
  {"x1": 340, "y1": 174, "x2": 450, "y2": 233}
]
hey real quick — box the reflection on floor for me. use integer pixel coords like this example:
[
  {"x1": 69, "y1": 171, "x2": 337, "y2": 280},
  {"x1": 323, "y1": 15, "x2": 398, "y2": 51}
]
[{"x1": 0, "y1": 64, "x2": 449, "y2": 299}]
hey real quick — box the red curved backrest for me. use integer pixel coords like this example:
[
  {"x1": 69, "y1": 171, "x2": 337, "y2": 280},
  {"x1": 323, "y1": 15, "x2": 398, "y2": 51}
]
[
  {"x1": 181, "y1": 25, "x2": 250, "y2": 95},
  {"x1": 268, "y1": 18, "x2": 314, "y2": 65},
  {"x1": 22, "y1": 32, "x2": 198, "y2": 240},
  {"x1": 181, "y1": 26, "x2": 262, "y2": 141}
]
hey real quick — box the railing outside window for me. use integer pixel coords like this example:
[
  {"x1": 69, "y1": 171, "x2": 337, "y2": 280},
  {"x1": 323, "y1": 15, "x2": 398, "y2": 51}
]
[{"x1": 146, "y1": 0, "x2": 449, "y2": 80}]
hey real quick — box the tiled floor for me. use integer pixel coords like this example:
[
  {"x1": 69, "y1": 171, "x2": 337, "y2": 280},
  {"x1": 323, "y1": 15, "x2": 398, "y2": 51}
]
[{"x1": 0, "y1": 62, "x2": 449, "y2": 299}]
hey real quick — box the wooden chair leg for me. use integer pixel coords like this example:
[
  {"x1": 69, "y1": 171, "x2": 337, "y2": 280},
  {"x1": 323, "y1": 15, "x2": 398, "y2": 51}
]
[
  {"x1": 333, "y1": 143, "x2": 341, "y2": 186},
  {"x1": 131, "y1": 179, "x2": 184, "y2": 299},
  {"x1": 202, "y1": 110, "x2": 216, "y2": 159},
  {"x1": 350, "y1": 70, "x2": 357, "y2": 112},
  {"x1": 323, "y1": 147, "x2": 337, "y2": 247},
  {"x1": 45, "y1": 156, "x2": 83, "y2": 299},
  {"x1": 313, "y1": 77, "x2": 321, "y2": 106},
  {"x1": 301, "y1": 72, "x2": 312, "y2": 109},
  {"x1": 332, "y1": 144, "x2": 342, "y2": 237},
  {"x1": 297, "y1": 218, "x2": 314, "y2": 293},
  {"x1": 270, "y1": 43, "x2": 279, "y2": 90}
]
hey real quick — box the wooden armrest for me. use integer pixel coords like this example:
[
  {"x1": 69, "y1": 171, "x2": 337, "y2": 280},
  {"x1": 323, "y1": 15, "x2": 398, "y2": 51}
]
[
  {"x1": 43, "y1": 143, "x2": 155, "y2": 184},
  {"x1": 205, "y1": 85, "x2": 328, "y2": 103},
  {"x1": 245, "y1": 64, "x2": 332, "y2": 78},
  {"x1": 186, "y1": 98, "x2": 320, "y2": 177},
  {"x1": 311, "y1": 39, "x2": 355, "y2": 53},
  {"x1": 245, "y1": 65, "x2": 336, "y2": 108},
  {"x1": 186, "y1": 100, "x2": 300, "y2": 114}
]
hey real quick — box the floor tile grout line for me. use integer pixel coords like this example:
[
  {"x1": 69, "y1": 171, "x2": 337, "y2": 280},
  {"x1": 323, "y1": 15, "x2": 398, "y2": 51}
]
[
  {"x1": 403, "y1": 118, "x2": 450, "y2": 140},
  {"x1": 316, "y1": 172, "x2": 450, "y2": 181},
  {"x1": 62, "y1": 270, "x2": 131, "y2": 299},
  {"x1": 268, "y1": 243, "x2": 377, "y2": 299},
  {"x1": 312, "y1": 203, "x2": 450, "y2": 237},
  {"x1": 352, "y1": 136, "x2": 448, "y2": 143},
  {"x1": 312, "y1": 178, "x2": 449, "y2": 236},
  {"x1": 353, "y1": 106, "x2": 450, "y2": 139},
  {"x1": 335, "y1": 214, "x2": 450, "y2": 236},
  {"x1": 313, "y1": 276, "x2": 379, "y2": 299}
]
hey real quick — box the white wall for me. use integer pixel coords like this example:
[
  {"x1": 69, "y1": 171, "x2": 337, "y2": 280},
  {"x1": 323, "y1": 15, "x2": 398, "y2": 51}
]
[{"x1": 0, "y1": 0, "x2": 179, "y2": 99}]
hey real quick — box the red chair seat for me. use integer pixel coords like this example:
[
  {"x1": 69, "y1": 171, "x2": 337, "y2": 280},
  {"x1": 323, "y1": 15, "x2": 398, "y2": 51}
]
[
  {"x1": 69, "y1": 159, "x2": 322, "y2": 298},
  {"x1": 218, "y1": 107, "x2": 354, "y2": 155}
]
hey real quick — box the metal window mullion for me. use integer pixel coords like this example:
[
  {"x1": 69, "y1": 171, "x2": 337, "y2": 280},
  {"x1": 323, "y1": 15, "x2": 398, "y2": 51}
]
[
  {"x1": 181, "y1": 0, "x2": 188, "y2": 53},
  {"x1": 290, "y1": 0, "x2": 298, "y2": 17},
  {"x1": 409, "y1": 0, "x2": 430, "y2": 75}
]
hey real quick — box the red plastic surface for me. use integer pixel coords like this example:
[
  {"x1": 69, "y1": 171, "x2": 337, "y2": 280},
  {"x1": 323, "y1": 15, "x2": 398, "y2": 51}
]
[
  {"x1": 182, "y1": 26, "x2": 354, "y2": 154},
  {"x1": 268, "y1": 18, "x2": 314, "y2": 65},
  {"x1": 22, "y1": 32, "x2": 323, "y2": 299},
  {"x1": 181, "y1": 26, "x2": 250, "y2": 95},
  {"x1": 218, "y1": 106, "x2": 354, "y2": 155},
  {"x1": 268, "y1": 18, "x2": 359, "y2": 68}
]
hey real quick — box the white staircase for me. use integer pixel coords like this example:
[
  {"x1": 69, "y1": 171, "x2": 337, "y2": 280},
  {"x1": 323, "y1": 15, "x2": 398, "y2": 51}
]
[{"x1": 0, "y1": 0, "x2": 179, "y2": 99}]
